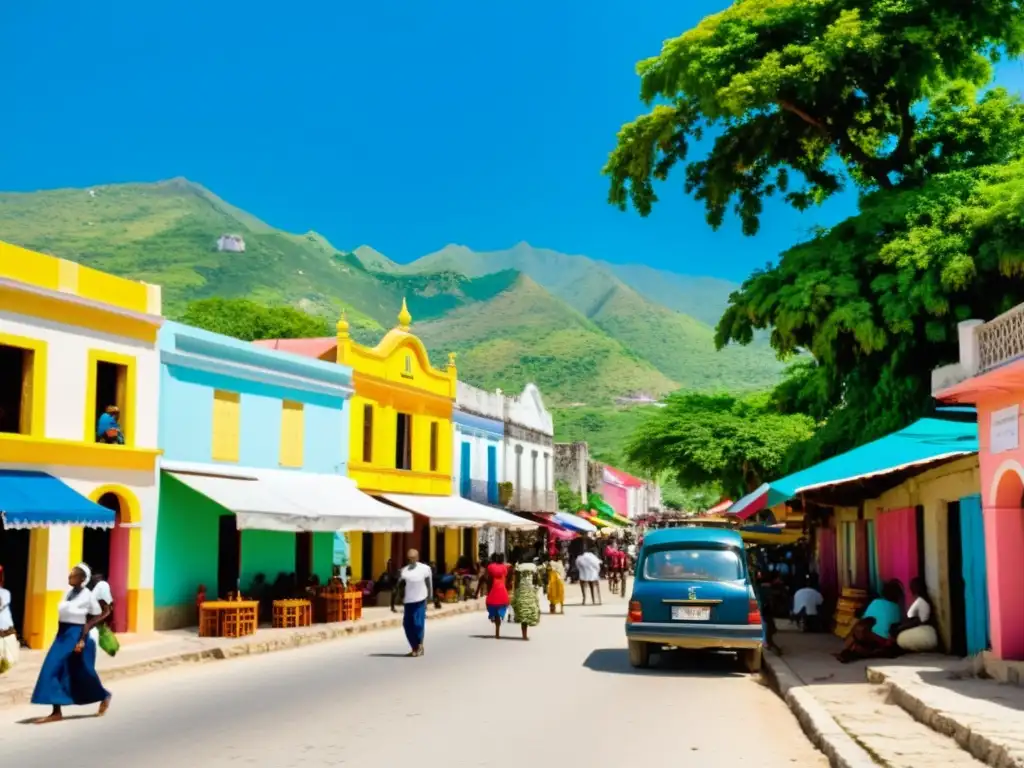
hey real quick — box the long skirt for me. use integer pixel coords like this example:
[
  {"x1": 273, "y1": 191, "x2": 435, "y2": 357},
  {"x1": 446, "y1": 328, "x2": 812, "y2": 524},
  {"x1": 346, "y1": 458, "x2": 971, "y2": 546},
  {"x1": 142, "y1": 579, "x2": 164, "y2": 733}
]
[
  {"x1": 403, "y1": 600, "x2": 426, "y2": 650},
  {"x1": 547, "y1": 571, "x2": 565, "y2": 607},
  {"x1": 31, "y1": 623, "x2": 109, "y2": 706}
]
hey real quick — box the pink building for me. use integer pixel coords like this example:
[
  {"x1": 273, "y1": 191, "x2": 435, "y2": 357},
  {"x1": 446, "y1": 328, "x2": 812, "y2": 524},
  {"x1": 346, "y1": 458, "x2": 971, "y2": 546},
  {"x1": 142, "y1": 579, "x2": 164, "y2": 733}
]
[
  {"x1": 602, "y1": 466, "x2": 644, "y2": 518},
  {"x1": 934, "y1": 314, "x2": 1024, "y2": 660}
]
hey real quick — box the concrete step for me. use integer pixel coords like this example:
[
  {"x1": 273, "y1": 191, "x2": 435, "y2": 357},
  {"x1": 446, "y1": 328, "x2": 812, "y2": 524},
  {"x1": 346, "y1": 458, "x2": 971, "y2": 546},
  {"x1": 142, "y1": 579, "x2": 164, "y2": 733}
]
[
  {"x1": 811, "y1": 680, "x2": 988, "y2": 767},
  {"x1": 869, "y1": 665, "x2": 1024, "y2": 768}
]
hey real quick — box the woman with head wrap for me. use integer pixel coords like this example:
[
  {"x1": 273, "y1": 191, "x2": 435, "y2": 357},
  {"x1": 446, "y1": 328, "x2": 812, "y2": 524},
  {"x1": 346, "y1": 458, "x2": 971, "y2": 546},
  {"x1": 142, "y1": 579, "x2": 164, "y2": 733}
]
[{"x1": 30, "y1": 563, "x2": 112, "y2": 723}]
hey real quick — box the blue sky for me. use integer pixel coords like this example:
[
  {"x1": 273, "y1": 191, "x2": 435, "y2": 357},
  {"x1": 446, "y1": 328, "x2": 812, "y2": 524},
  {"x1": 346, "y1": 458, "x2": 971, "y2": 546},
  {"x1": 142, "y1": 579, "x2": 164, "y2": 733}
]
[{"x1": 3, "y1": 1, "x2": 1023, "y2": 282}]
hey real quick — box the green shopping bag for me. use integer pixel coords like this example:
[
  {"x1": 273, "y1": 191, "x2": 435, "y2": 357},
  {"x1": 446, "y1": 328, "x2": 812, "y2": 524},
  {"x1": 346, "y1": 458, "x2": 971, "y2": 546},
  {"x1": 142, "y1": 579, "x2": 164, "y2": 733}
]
[{"x1": 98, "y1": 624, "x2": 120, "y2": 657}]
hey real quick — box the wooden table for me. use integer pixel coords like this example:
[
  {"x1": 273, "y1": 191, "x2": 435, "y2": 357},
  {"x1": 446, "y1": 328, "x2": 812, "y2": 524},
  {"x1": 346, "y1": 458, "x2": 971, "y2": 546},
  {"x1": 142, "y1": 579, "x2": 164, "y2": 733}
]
[
  {"x1": 315, "y1": 591, "x2": 364, "y2": 623},
  {"x1": 199, "y1": 600, "x2": 259, "y2": 638},
  {"x1": 273, "y1": 599, "x2": 313, "y2": 629}
]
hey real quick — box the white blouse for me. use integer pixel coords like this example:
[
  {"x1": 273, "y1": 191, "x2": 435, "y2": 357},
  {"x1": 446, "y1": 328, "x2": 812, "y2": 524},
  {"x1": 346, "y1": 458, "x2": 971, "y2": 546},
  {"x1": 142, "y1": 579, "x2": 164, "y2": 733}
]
[
  {"x1": 907, "y1": 596, "x2": 931, "y2": 623},
  {"x1": 57, "y1": 587, "x2": 100, "y2": 626},
  {"x1": 0, "y1": 587, "x2": 13, "y2": 631}
]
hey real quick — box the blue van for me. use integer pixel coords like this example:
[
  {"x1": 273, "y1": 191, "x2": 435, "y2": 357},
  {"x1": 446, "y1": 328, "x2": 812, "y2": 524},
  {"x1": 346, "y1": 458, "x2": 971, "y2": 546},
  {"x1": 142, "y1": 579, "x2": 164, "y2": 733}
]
[{"x1": 625, "y1": 527, "x2": 764, "y2": 671}]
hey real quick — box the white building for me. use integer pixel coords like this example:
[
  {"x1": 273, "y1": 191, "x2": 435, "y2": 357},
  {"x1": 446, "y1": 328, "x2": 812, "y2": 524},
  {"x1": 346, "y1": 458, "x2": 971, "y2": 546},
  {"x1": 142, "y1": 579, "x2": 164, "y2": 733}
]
[
  {"x1": 217, "y1": 234, "x2": 246, "y2": 253},
  {"x1": 452, "y1": 381, "x2": 504, "y2": 506},
  {"x1": 0, "y1": 242, "x2": 163, "y2": 648},
  {"x1": 503, "y1": 383, "x2": 556, "y2": 513}
]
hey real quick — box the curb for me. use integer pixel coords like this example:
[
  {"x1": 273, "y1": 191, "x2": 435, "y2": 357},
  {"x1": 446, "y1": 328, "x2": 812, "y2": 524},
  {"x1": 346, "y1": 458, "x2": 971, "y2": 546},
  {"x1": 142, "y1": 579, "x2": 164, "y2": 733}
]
[
  {"x1": 763, "y1": 652, "x2": 880, "y2": 768},
  {"x1": 0, "y1": 599, "x2": 484, "y2": 709},
  {"x1": 867, "y1": 667, "x2": 1024, "y2": 768}
]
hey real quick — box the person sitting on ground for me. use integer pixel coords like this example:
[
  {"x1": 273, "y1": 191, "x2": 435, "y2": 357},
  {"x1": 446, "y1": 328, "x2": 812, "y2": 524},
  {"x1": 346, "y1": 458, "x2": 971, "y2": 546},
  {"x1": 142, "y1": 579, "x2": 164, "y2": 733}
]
[
  {"x1": 95, "y1": 405, "x2": 125, "y2": 444},
  {"x1": 792, "y1": 574, "x2": 825, "y2": 633},
  {"x1": 895, "y1": 577, "x2": 939, "y2": 654},
  {"x1": 835, "y1": 579, "x2": 903, "y2": 664}
]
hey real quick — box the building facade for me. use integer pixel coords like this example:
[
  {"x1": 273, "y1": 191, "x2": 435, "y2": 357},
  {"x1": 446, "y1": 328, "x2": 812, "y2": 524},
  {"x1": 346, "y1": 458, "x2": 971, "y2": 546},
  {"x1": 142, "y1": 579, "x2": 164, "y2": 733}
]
[
  {"x1": 0, "y1": 242, "x2": 163, "y2": 648},
  {"x1": 155, "y1": 321, "x2": 370, "y2": 628},
  {"x1": 934, "y1": 312, "x2": 1024, "y2": 660},
  {"x1": 453, "y1": 382, "x2": 503, "y2": 506},
  {"x1": 503, "y1": 384, "x2": 556, "y2": 514}
]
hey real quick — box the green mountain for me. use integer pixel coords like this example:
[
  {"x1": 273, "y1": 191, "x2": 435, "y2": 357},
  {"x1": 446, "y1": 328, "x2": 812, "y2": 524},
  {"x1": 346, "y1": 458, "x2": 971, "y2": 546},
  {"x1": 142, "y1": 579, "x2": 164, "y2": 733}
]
[
  {"x1": 373, "y1": 241, "x2": 781, "y2": 391},
  {"x1": 0, "y1": 178, "x2": 782, "y2": 408}
]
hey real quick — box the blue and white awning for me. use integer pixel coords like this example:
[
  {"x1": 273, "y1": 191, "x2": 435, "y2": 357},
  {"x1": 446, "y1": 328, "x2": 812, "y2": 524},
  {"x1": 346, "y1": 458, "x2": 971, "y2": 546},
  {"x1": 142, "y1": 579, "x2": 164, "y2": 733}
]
[{"x1": 0, "y1": 470, "x2": 115, "y2": 529}]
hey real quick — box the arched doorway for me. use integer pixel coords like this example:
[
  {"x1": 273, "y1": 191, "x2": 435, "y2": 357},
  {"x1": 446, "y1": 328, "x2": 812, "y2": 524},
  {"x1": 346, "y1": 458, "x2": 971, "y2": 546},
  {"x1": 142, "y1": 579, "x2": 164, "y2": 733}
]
[
  {"x1": 987, "y1": 464, "x2": 1024, "y2": 659},
  {"x1": 84, "y1": 487, "x2": 142, "y2": 633}
]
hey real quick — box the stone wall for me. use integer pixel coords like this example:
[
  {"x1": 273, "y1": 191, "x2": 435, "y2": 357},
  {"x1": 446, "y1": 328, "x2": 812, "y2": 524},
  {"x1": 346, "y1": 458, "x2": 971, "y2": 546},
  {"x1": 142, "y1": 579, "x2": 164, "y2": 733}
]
[{"x1": 555, "y1": 441, "x2": 589, "y2": 501}]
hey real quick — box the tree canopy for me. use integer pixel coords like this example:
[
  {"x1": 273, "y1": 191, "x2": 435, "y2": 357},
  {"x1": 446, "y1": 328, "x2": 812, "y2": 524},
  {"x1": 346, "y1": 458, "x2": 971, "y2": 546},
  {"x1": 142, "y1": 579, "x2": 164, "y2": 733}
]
[
  {"x1": 608, "y1": 0, "x2": 1024, "y2": 467},
  {"x1": 605, "y1": 0, "x2": 1024, "y2": 233},
  {"x1": 179, "y1": 297, "x2": 331, "y2": 341},
  {"x1": 625, "y1": 392, "x2": 814, "y2": 499}
]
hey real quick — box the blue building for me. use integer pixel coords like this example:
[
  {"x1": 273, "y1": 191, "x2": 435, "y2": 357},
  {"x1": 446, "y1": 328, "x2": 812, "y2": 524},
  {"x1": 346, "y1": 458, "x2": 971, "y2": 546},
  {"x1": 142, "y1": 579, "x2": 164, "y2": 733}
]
[{"x1": 154, "y1": 321, "x2": 410, "y2": 629}]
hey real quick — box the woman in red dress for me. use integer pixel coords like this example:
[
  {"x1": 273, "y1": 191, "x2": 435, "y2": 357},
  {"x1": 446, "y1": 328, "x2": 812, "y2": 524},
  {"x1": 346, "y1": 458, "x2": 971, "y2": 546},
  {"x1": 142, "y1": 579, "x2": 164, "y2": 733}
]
[{"x1": 475, "y1": 553, "x2": 510, "y2": 639}]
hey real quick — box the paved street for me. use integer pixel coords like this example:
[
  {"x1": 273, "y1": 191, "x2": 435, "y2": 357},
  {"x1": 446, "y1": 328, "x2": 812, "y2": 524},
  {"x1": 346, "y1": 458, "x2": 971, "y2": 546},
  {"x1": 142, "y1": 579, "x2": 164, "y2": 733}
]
[{"x1": 0, "y1": 596, "x2": 825, "y2": 767}]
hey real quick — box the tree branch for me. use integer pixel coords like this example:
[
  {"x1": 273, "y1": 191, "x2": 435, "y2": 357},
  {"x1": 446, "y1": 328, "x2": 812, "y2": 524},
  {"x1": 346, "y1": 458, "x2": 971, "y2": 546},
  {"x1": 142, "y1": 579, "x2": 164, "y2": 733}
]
[
  {"x1": 890, "y1": 97, "x2": 916, "y2": 170},
  {"x1": 779, "y1": 99, "x2": 894, "y2": 190}
]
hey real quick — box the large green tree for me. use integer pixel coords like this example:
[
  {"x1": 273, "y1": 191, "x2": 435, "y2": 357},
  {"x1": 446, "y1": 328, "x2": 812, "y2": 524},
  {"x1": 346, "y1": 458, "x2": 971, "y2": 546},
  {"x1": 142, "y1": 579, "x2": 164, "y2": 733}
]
[
  {"x1": 625, "y1": 392, "x2": 814, "y2": 499},
  {"x1": 179, "y1": 297, "x2": 331, "y2": 341},
  {"x1": 607, "y1": 0, "x2": 1024, "y2": 466}
]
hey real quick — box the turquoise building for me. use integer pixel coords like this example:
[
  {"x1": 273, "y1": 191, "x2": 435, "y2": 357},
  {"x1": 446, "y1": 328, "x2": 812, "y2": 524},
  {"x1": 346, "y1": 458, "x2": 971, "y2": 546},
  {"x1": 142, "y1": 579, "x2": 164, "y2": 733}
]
[{"x1": 154, "y1": 322, "x2": 411, "y2": 629}]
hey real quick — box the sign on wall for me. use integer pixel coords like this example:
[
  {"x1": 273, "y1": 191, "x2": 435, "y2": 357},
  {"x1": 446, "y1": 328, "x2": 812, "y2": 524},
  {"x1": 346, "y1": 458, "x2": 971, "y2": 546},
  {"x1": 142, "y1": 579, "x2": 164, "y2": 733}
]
[{"x1": 991, "y1": 405, "x2": 1020, "y2": 454}]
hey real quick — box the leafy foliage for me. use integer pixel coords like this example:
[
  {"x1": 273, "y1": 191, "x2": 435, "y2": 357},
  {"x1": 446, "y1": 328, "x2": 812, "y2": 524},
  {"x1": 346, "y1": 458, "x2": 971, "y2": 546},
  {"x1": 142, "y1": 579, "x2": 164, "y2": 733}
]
[
  {"x1": 625, "y1": 391, "x2": 814, "y2": 498},
  {"x1": 604, "y1": 0, "x2": 1024, "y2": 233},
  {"x1": 179, "y1": 297, "x2": 333, "y2": 341}
]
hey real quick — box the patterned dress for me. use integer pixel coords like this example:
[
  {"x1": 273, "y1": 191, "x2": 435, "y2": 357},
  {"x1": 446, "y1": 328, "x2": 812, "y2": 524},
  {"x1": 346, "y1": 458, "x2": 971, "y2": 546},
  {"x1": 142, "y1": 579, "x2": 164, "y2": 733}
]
[{"x1": 512, "y1": 563, "x2": 541, "y2": 627}]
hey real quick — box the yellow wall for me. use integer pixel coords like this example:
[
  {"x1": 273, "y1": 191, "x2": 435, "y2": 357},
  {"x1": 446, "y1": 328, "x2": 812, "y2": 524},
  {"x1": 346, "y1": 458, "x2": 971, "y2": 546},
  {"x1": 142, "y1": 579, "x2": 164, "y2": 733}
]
[
  {"x1": 279, "y1": 400, "x2": 304, "y2": 468},
  {"x1": 335, "y1": 305, "x2": 456, "y2": 497},
  {"x1": 347, "y1": 532, "x2": 363, "y2": 580},
  {"x1": 212, "y1": 390, "x2": 241, "y2": 462}
]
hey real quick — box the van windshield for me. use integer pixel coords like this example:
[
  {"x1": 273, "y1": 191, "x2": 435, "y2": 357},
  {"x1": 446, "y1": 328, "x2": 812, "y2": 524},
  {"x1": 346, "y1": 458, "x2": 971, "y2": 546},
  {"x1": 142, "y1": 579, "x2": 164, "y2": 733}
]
[{"x1": 642, "y1": 547, "x2": 744, "y2": 582}]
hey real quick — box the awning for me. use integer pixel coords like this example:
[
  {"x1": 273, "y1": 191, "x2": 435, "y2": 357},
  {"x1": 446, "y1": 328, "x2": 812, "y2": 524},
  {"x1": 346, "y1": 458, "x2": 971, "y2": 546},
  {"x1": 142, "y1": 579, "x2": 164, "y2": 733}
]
[
  {"x1": 740, "y1": 524, "x2": 803, "y2": 547},
  {"x1": 727, "y1": 416, "x2": 979, "y2": 518},
  {"x1": 554, "y1": 511, "x2": 598, "y2": 533},
  {"x1": 0, "y1": 470, "x2": 115, "y2": 529},
  {"x1": 163, "y1": 461, "x2": 412, "y2": 533},
  {"x1": 380, "y1": 493, "x2": 538, "y2": 530}
]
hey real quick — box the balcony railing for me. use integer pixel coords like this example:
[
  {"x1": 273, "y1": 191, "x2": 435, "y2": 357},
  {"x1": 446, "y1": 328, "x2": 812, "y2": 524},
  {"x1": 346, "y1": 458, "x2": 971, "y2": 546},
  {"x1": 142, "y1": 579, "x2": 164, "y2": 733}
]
[
  {"x1": 504, "y1": 486, "x2": 557, "y2": 513},
  {"x1": 460, "y1": 478, "x2": 499, "y2": 506},
  {"x1": 977, "y1": 304, "x2": 1024, "y2": 373}
]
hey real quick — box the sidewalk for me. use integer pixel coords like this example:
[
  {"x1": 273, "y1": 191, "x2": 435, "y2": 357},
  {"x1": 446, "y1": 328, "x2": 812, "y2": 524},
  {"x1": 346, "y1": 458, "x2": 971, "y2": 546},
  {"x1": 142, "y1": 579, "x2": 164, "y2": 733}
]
[
  {"x1": 0, "y1": 599, "x2": 484, "y2": 708},
  {"x1": 764, "y1": 623, "x2": 986, "y2": 767}
]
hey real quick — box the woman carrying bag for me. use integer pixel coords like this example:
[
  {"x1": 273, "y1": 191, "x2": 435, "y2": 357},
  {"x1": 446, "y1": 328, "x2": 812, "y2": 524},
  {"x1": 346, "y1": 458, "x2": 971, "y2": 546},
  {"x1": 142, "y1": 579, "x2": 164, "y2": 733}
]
[{"x1": 88, "y1": 571, "x2": 120, "y2": 657}]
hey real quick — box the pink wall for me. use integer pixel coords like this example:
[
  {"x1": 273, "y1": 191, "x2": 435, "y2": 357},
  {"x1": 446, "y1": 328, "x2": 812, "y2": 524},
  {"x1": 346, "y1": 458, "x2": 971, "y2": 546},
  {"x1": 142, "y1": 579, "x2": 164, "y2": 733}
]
[
  {"x1": 971, "y1": 389, "x2": 1024, "y2": 659},
  {"x1": 602, "y1": 482, "x2": 628, "y2": 519},
  {"x1": 875, "y1": 507, "x2": 918, "y2": 605}
]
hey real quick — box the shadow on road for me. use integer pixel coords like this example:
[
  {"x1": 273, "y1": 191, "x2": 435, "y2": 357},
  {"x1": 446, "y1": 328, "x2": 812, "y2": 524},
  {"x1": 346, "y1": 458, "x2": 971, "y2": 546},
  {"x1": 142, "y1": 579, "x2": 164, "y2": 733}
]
[
  {"x1": 366, "y1": 653, "x2": 414, "y2": 658},
  {"x1": 580, "y1": 614, "x2": 626, "y2": 619},
  {"x1": 467, "y1": 634, "x2": 524, "y2": 641},
  {"x1": 583, "y1": 648, "x2": 745, "y2": 678}
]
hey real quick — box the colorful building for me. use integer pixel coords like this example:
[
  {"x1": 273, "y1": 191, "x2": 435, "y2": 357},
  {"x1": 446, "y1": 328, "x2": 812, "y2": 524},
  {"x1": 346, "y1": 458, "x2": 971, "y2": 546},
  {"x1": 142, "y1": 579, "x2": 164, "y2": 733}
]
[
  {"x1": 0, "y1": 242, "x2": 163, "y2": 648},
  {"x1": 155, "y1": 321, "x2": 409, "y2": 629},
  {"x1": 503, "y1": 384, "x2": 556, "y2": 514},
  {"x1": 259, "y1": 302, "x2": 531, "y2": 578},
  {"x1": 453, "y1": 382, "x2": 505, "y2": 557},
  {"x1": 934, "y1": 312, "x2": 1024, "y2": 660},
  {"x1": 729, "y1": 414, "x2": 987, "y2": 656}
]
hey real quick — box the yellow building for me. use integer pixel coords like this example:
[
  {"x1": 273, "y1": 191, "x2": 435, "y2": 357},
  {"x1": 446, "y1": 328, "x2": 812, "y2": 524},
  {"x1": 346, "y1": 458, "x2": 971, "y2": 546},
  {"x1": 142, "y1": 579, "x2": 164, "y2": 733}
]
[
  {"x1": 262, "y1": 302, "x2": 477, "y2": 578},
  {"x1": 0, "y1": 241, "x2": 163, "y2": 648}
]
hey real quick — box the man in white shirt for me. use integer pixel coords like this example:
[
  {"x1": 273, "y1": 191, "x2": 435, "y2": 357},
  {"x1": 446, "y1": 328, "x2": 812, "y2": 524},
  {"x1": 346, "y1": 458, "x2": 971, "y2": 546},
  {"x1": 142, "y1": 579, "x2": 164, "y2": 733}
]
[
  {"x1": 792, "y1": 575, "x2": 824, "y2": 632},
  {"x1": 391, "y1": 549, "x2": 436, "y2": 657},
  {"x1": 576, "y1": 548, "x2": 603, "y2": 606}
]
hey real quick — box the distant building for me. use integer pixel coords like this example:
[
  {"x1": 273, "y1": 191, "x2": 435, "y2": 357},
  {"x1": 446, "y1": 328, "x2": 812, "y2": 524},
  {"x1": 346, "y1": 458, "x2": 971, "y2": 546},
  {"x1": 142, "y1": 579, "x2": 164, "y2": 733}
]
[{"x1": 217, "y1": 234, "x2": 246, "y2": 253}]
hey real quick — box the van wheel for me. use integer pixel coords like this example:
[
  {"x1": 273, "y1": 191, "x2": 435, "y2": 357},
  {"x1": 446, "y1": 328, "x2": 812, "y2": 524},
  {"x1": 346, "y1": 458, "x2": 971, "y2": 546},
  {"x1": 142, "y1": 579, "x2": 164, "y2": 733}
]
[
  {"x1": 628, "y1": 640, "x2": 651, "y2": 669},
  {"x1": 741, "y1": 648, "x2": 762, "y2": 673}
]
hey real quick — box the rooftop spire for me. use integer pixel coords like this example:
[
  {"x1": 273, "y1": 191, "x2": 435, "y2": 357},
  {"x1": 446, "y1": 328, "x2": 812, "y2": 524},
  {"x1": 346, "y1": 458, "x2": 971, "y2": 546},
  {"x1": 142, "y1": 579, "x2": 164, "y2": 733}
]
[
  {"x1": 398, "y1": 298, "x2": 412, "y2": 330},
  {"x1": 336, "y1": 311, "x2": 350, "y2": 340}
]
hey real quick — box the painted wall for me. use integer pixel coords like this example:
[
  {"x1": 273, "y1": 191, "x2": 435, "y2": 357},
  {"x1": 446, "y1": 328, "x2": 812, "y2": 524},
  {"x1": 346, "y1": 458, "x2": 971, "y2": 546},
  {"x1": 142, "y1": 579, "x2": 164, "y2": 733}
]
[
  {"x1": 503, "y1": 384, "x2": 555, "y2": 511},
  {"x1": 0, "y1": 250, "x2": 162, "y2": 648},
  {"x1": 452, "y1": 411, "x2": 503, "y2": 503}
]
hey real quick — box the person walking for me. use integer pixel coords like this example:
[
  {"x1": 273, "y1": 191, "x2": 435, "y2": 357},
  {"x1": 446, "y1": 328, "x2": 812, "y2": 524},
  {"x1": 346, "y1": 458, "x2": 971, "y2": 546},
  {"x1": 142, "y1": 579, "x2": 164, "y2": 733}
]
[
  {"x1": 575, "y1": 547, "x2": 602, "y2": 606},
  {"x1": 390, "y1": 549, "x2": 438, "y2": 657},
  {"x1": 511, "y1": 552, "x2": 541, "y2": 640},
  {"x1": 30, "y1": 564, "x2": 112, "y2": 723},
  {"x1": 475, "y1": 553, "x2": 511, "y2": 638},
  {"x1": 546, "y1": 555, "x2": 566, "y2": 614},
  {"x1": 0, "y1": 566, "x2": 18, "y2": 672}
]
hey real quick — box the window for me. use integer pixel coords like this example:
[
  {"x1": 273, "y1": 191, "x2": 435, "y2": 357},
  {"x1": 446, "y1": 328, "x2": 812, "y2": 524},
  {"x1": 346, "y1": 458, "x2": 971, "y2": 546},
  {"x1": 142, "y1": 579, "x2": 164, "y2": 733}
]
[
  {"x1": 362, "y1": 404, "x2": 374, "y2": 463},
  {"x1": 0, "y1": 339, "x2": 43, "y2": 436},
  {"x1": 403, "y1": 355, "x2": 413, "y2": 377},
  {"x1": 395, "y1": 412, "x2": 412, "y2": 470},
  {"x1": 87, "y1": 350, "x2": 134, "y2": 445},
  {"x1": 429, "y1": 422, "x2": 439, "y2": 472},
  {"x1": 212, "y1": 390, "x2": 241, "y2": 462},
  {"x1": 279, "y1": 400, "x2": 304, "y2": 467},
  {"x1": 642, "y1": 547, "x2": 744, "y2": 583}
]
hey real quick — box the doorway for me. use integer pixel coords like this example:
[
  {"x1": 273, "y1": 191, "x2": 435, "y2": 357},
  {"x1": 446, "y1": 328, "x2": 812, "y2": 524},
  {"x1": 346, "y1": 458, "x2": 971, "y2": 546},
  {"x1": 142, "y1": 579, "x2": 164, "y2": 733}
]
[
  {"x1": 217, "y1": 515, "x2": 240, "y2": 598},
  {"x1": 84, "y1": 493, "x2": 129, "y2": 631},
  {"x1": 946, "y1": 501, "x2": 967, "y2": 656},
  {"x1": 462, "y1": 528, "x2": 474, "y2": 565},
  {"x1": 93, "y1": 360, "x2": 128, "y2": 442},
  {"x1": 435, "y1": 529, "x2": 446, "y2": 574},
  {"x1": 361, "y1": 532, "x2": 374, "y2": 581},
  {"x1": 295, "y1": 533, "x2": 312, "y2": 585},
  {"x1": 0, "y1": 523, "x2": 29, "y2": 640}
]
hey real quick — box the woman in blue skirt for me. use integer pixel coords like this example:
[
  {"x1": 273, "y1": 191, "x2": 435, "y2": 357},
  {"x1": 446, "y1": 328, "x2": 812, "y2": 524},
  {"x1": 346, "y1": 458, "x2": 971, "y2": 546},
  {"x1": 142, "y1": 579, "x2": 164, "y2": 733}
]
[{"x1": 31, "y1": 563, "x2": 112, "y2": 724}]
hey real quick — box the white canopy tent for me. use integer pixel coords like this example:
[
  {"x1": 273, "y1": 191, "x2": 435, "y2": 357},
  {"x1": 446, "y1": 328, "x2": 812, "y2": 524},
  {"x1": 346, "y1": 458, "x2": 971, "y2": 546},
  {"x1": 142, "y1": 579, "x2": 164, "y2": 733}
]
[
  {"x1": 379, "y1": 493, "x2": 538, "y2": 530},
  {"x1": 163, "y1": 461, "x2": 413, "y2": 533}
]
